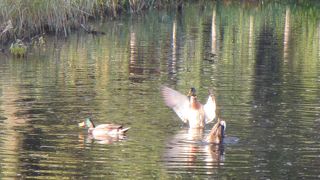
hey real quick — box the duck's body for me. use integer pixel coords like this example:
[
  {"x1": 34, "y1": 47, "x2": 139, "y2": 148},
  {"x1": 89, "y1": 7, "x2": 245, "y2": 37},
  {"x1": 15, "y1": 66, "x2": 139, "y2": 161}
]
[
  {"x1": 79, "y1": 118, "x2": 130, "y2": 138},
  {"x1": 188, "y1": 95, "x2": 206, "y2": 128},
  {"x1": 161, "y1": 86, "x2": 216, "y2": 129},
  {"x1": 206, "y1": 118, "x2": 226, "y2": 144}
]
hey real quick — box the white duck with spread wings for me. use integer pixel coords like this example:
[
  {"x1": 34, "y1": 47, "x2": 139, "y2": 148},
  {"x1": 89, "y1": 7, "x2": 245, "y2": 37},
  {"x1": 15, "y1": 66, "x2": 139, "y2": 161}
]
[{"x1": 161, "y1": 86, "x2": 217, "y2": 129}]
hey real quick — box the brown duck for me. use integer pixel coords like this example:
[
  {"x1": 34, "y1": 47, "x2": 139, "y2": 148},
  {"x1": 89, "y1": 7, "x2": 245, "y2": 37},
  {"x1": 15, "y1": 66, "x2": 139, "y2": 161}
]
[{"x1": 206, "y1": 118, "x2": 226, "y2": 144}]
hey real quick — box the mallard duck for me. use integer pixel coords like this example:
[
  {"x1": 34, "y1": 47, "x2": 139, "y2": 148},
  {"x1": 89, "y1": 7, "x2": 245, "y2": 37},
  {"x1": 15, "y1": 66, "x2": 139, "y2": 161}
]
[
  {"x1": 161, "y1": 86, "x2": 216, "y2": 129},
  {"x1": 78, "y1": 118, "x2": 130, "y2": 137},
  {"x1": 206, "y1": 118, "x2": 226, "y2": 144}
]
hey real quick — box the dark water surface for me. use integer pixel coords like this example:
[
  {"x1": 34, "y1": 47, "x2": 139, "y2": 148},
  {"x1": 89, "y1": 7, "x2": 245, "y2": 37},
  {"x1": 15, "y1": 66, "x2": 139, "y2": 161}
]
[{"x1": 1, "y1": 1, "x2": 320, "y2": 179}]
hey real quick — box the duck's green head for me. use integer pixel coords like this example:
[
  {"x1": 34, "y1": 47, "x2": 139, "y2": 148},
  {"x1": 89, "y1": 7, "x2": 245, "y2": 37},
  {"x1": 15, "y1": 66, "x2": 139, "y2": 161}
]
[{"x1": 78, "y1": 118, "x2": 95, "y2": 128}]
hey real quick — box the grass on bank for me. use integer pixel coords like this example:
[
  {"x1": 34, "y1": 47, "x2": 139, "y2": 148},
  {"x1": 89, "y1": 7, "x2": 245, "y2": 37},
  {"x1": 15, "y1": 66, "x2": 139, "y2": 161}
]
[{"x1": 0, "y1": 0, "x2": 179, "y2": 46}]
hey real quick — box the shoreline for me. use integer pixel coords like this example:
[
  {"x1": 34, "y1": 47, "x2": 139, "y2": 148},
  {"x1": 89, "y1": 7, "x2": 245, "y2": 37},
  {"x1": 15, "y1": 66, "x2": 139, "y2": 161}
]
[{"x1": 0, "y1": 0, "x2": 181, "y2": 46}]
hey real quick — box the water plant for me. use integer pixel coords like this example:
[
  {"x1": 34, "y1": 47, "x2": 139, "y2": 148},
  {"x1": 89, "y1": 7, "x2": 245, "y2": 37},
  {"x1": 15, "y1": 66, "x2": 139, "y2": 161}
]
[{"x1": 9, "y1": 39, "x2": 27, "y2": 57}]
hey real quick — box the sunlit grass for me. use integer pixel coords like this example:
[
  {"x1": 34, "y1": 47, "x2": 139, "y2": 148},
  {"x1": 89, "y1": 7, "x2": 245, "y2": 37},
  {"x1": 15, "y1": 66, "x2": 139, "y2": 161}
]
[{"x1": 9, "y1": 39, "x2": 27, "y2": 57}]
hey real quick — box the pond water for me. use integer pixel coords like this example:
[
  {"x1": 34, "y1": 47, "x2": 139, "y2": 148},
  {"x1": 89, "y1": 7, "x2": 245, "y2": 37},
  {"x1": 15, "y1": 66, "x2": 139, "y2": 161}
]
[{"x1": 1, "y1": 1, "x2": 320, "y2": 179}]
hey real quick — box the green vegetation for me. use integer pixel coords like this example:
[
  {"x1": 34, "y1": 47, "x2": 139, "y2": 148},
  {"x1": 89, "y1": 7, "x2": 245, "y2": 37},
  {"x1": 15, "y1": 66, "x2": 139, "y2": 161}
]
[
  {"x1": 0, "y1": 0, "x2": 319, "y2": 58},
  {"x1": 9, "y1": 39, "x2": 27, "y2": 57},
  {"x1": 0, "y1": 0, "x2": 178, "y2": 45},
  {"x1": 0, "y1": 1, "x2": 320, "y2": 179}
]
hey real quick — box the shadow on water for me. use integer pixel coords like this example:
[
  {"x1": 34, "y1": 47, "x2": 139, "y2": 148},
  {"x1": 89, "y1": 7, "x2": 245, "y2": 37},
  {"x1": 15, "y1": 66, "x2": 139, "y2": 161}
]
[{"x1": 248, "y1": 16, "x2": 320, "y2": 179}]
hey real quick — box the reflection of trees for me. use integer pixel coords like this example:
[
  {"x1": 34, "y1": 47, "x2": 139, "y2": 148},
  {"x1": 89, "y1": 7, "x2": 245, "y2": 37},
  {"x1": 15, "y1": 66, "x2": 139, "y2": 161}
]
[
  {"x1": 209, "y1": 1, "x2": 256, "y2": 127},
  {"x1": 128, "y1": 23, "x2": 162, "y2": 83},
  {"x1": 251, "y1": 25, "x2": 286, "y2": 177},
  {"x1": 253, "y1": 25, "x2": 283, "y2": 131},
  {"x1": 0, "y1": 1, "x2": 319, "y2": 179}
]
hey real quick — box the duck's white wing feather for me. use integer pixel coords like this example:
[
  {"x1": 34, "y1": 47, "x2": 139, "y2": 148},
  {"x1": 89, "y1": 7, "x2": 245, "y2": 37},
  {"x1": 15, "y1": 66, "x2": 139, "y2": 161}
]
[
  {"x1": 204, "y1": 94, "x2": 216, "y2": 123},
  {"x1": 95, "y1": 124, "x2": 121, "y2": 130},
  {"x1": 161, "y1": 86, "x2": 190, "y2": 123}
]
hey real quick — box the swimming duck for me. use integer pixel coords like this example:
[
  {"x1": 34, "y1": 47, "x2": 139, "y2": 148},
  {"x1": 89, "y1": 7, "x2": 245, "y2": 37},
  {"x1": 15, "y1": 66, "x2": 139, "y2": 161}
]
[
  {"x1": 206, "y1": 118, "x2": 226, "y2": 144},
  {"x1": 161, "y1": 86, "x2": 216, "y2": 129},
  {"x1": 78, "y1": 118, "x2": 130, "y2": 137}
]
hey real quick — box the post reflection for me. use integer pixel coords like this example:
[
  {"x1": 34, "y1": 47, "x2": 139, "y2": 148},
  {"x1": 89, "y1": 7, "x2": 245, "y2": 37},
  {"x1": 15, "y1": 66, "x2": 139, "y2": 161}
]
[
  {"x1": 171, "y1": 19, "x2": 177, "y2": 74},
  {"x1": 318, "y1": 22, "x2": 320, "y2": 58},
  {"x1": 211, "y1": 6, "x2": 217, "y2": 55},
  {"x1": 166, "y1": 17, "x2": 179, "y2": 82},
  {"x1": 128, "y1": 26, "x2": 143, "y2": 83},
  {"x1": 283, "y1": 7, "x2": 290, "y2": 61},
  {"x1": 249, "y1": 15, "x2": 254, "y2": 59}
]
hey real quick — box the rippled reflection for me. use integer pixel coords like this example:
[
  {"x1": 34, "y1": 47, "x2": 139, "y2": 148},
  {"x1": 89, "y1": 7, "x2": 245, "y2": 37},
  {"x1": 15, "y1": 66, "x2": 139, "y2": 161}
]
[
  {"x1": 78, "y1": 132, "x2": 128, "y2": 145},
  {"x1": 0, "y1": 1, "x2": 320, "y2": 179},
  {"x1": 163, "y1": 129, "x2": 225, "y2": 176}
]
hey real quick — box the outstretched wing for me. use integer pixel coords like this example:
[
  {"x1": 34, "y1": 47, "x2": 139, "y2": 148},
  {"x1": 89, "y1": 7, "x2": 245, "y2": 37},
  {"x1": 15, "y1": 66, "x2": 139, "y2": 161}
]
[
  {"x1": 161, "y1": 86, "x2": 190, "y2": 123},
  {"x1": 204, "y1": 90, "x2": 216, "y2": 123}
]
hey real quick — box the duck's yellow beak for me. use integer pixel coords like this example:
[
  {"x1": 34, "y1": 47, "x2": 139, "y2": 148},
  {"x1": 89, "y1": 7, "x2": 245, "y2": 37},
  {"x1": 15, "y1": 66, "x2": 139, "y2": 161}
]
[{"x1": 78, "y1": 122, "x2": 85, "y2": 127}]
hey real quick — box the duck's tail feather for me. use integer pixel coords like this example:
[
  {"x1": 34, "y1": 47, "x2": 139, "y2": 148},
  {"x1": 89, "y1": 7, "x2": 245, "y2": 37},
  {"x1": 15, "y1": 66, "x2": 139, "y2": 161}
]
[{"x1": 120, "y1": 127, "x2": 130, "y2": 134}]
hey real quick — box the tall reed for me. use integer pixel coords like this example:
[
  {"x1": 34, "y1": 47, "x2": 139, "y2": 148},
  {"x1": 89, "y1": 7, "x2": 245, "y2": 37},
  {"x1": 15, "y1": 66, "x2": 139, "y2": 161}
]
[{"x1": 0, "y1": 0, "x2": 176, "y2": 44}]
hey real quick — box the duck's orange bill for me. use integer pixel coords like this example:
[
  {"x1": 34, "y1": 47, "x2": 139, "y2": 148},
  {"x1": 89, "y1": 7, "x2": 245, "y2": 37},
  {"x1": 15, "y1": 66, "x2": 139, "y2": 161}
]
[{"x1": 78, "y1": 122, "x2": 85, "y2": 127}]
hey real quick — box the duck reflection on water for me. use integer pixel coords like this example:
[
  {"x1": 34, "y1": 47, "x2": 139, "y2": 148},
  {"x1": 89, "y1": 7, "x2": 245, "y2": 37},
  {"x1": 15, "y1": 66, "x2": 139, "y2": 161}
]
[
  {"x1": 78, "y1": 132, "x2": 128, "y2": 145},
  {"x1": 163, "y1": 127, "x2": 225, "y2": 173}
]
